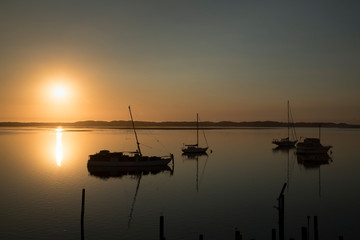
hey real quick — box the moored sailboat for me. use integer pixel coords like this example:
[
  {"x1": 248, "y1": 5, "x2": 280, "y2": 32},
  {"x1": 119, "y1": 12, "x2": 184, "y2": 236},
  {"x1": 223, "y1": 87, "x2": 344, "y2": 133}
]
[
  {"x1": 272, "y1": 101, "x2": 298, "y2": 148},
  {"x1": 87, "y1": 106, "x2": 174, "y2": 167},
  {"x1": 182, "y1": 113, "x2": 208, "y2": 154}
]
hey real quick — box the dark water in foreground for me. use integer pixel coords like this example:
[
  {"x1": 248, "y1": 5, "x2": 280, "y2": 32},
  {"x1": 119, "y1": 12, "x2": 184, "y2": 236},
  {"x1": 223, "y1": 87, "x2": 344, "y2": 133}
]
[{"x1": 0, "y1": 127, "x2": 359, "y2": 240}]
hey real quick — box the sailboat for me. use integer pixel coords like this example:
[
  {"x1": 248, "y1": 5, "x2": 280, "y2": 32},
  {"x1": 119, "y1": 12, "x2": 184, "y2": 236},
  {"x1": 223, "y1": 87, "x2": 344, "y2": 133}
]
[
  {"x1": 182, "y1": 113, "x2": 208, "y2": 154},
  {"x1": 272, "y1": 101, "x2": 298, "y2": 148},
  {"x1": 87, "y1": 106, "x2": 174, "y2": 167}
]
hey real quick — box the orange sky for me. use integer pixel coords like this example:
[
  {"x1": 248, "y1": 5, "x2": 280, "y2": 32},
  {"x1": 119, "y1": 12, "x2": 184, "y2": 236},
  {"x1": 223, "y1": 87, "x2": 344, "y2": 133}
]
[{"x1": 1, "y1": 1, "x2": 359, "y2": 123}]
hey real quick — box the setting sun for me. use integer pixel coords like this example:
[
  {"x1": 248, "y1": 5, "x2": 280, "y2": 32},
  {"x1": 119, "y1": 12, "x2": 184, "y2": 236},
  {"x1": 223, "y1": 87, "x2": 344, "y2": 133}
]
[{"x1": 52, "y1": 85, "x2": 67, "y2": 99}]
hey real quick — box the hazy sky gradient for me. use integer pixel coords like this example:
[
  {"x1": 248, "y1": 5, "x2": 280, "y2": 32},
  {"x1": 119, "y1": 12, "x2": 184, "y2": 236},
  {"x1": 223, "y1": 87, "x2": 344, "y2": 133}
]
[{"x1": 1, "y1": 1, "x2": 359, "y2": 123}]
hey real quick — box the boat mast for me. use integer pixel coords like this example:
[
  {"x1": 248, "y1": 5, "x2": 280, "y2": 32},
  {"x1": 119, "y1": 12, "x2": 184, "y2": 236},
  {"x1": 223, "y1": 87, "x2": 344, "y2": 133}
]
[
  {"x1": 287, "y1": 100, "x2": 290, "y2": 139},
  {"x1": 128, "y1": 106, "x2": 142, "y2": 156},
  {"x1": 196, "y1": 113, "x2": 199, "y2": 146}
]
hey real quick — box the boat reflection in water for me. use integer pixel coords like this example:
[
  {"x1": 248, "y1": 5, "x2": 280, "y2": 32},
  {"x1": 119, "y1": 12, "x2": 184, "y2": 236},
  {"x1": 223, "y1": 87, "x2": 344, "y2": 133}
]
[
  {"x1": 297, "y1": 153, "x2": 332, "y2": 199},
  {"x1": 182, "y1": 152, "x2": 209, "y2": 192},
  {"x1": 87, "y1": 164, "x2": 173, "y2": 228},
  {"x1": 182, "y1": 152, "x2": 208, "y2": 160},
  {"x1": 296, "y1": 153, "x2": 331, "y2": 169},
  {"x1": 87, "y1": 165, "x2": 174, "y2": 180}
]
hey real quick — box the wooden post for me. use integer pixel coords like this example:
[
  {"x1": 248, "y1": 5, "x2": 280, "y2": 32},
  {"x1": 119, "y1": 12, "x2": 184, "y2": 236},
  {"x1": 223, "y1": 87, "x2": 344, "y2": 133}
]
[
  {"x1": 199, "y1": 234, "x2": 203, "y2": 240},
  {"x1": 235, "y1": 230, "x2": 242, "y2": 240},
  {"x1": 81, "y1": 188, "x2": 85, "y2": 240},
  {"x1": 339, "y1": 236, "x2": 344, "y2": 240},
  {"x1": 314, "y1": 216, "x2": 319, "y2": 240},
  {"x1": 160, "y1": 216, "x2": 165, "y2": 240},
  {"x1": 277, "y1": 183, "x2": 287, "y2": 240},
  {"x1": 301, "y1": 227, "x2": 308, "y2": 240},
  {"x1": 271, "y1": 228, "x2": 276, "y2": 240},
  {"x1": 307, "y1": 216, "x2": 310, "y2": 240}
]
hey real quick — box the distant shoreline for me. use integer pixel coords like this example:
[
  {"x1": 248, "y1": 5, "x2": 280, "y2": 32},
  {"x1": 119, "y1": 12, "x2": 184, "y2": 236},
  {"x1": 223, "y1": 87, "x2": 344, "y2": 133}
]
[{"x1": 0, "y1": 120, "x2": 359, "y2": 129}]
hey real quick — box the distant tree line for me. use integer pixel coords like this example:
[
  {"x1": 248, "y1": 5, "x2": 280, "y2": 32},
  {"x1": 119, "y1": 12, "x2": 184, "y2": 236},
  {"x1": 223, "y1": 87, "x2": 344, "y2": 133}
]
[{"x1": 0, "y1": 120, "x2": 359, "y2": 128}]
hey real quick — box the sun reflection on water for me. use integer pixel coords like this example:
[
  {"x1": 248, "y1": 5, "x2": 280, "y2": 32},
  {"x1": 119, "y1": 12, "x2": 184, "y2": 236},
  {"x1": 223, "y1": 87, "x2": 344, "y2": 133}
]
[{"x1": 55, "y1": 127, "x2": 63, "y2": 167}]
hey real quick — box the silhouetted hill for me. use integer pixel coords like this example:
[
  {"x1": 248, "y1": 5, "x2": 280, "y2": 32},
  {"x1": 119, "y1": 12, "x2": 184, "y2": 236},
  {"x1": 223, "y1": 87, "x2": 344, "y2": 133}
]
[{"x1": 0, "y1": 121, "x2": 359, "y2": 128}]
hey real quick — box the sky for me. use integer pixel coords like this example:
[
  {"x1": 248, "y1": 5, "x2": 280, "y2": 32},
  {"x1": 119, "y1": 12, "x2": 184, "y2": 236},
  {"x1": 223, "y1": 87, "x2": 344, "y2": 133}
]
[{"x1": 1, "y1": 0, "x2": 359, "y2": 123}]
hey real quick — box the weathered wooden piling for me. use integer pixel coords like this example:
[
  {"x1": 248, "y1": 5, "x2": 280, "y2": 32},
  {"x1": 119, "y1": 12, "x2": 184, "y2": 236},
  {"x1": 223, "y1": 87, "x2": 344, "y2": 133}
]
[
  {"x1": 235, "y1": 230, "x2": 242, "y2": 240},
  {"x1": 277, "y1": 183, "x2": 287, "y2": 240},
  {"x1": 81, "y1": 189, "x2": 85, "y2": 221},
  {"x1": 199, "y1": 234, "x2": 203, "y2": 240},
  {"x1": 339, "y1": 236, "x2": 344, "y2": 240},
  {"x1": 314, "y1": 216, "x2": 319, "y2": 240},
  {"x1": 81, "y1": 188, "x2": 85, "y2": 240},
  {"x1": 271, "y1": 228, "x2": 276, "y2": 240},
  {"x1": 307, "y1": 216, "x2": 310, "y2": 240},
  {"x1": 160, "y1": 216, "x2": 165, "y2": 240},
  {"x1": 301, "y1": 227, "x2": 308, "y2": 240}
]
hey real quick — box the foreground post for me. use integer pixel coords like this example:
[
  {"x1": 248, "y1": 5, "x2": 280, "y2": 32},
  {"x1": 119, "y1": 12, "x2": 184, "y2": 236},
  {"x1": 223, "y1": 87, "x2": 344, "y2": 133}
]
[
  {"x1": 235, "y1": 230, "x2": 242, "y2": 240},
  {"x1": 301, "y1": 227, "x2": 308, "y2": 240},
  {"x1": 199, "y1": 234, "x2": 203, "y2": 240},
  {"x1": 271, "y1": 228, "x2": 276, "y2": 240},
  {"x1": 314, "y1": 216, "x2": 319, "y2": 240},
  {"x1": 277, "y1": 183, "x2": 287, "y2": 240},
  {"x1": 81, "y1": 188, "x2": 85, "y2": 240},
  {"x1": 160, "y1": 216, "x2": 165, "y2": 240}
]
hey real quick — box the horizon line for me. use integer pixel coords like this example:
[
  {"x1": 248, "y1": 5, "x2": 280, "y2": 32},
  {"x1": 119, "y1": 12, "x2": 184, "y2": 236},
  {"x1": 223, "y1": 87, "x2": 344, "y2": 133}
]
[{"x1": 0, "y1": 120, "x2": 359, "y2": 128}]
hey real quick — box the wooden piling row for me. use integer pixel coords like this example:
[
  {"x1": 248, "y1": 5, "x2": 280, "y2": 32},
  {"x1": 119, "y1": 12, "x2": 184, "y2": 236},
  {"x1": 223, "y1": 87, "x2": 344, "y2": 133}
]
[{"x1": 79, "y1": 187, "x2": 345, "y2": 240}]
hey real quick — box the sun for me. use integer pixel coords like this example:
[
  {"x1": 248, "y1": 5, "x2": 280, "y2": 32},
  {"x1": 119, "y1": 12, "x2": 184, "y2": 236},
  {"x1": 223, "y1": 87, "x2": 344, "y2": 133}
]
[
  {"x1": 53, "y1": 86, "x2": 66, "y2": 98},
  {"x1": 51, "y1": 84, "x2": 68, "y2": 100}
]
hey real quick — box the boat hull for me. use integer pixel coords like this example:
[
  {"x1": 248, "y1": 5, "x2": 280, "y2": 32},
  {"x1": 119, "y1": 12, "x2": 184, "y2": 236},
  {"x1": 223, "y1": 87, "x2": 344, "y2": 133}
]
[
  {"x1": 182, "y1": 147, "x2": 208, "y2": 154},
  {"x1": 272, "y1": 139, "x2": 297, "y2": 148},
  {"x1": 87, "y1": 150, "x2": 173, "y2": 167},
  {"x1": 296, "y1": 146, "x2": 331, "y2": 155},
  {"x1": 87, "y1": 158, "x2": 172, "y2": 167}
]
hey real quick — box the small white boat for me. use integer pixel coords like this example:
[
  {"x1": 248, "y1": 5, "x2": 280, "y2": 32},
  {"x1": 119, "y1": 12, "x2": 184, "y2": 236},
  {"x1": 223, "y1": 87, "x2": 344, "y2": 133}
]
[
  {"x1": 87, "y1": 106, "x2": 173, "y2": 167},
  {"x1": 182, "y1": 113, "x2": 209, "y2": 154}
]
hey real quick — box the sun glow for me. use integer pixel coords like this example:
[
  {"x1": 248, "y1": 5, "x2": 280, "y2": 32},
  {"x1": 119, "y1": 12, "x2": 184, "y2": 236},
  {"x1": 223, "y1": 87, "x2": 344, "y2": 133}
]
[
  {"x1": 52, "y1": 85, "x2": 68, "y2": 99},
  {"x1": 46, "y1": 77, "x2": 72, "y2": 101}
]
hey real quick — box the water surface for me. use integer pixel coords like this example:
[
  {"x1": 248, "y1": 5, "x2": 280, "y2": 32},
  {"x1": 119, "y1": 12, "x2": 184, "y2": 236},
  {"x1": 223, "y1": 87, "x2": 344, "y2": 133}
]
[{"x1": 0, "y1": 127, "x2": 359, "y2": 239}]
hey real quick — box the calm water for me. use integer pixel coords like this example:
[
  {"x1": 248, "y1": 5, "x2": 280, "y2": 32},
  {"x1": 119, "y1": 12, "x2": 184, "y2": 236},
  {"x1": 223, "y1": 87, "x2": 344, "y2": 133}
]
[{"x1": 0, "y1": 127, "x2": 359, "y2": 240}]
